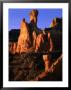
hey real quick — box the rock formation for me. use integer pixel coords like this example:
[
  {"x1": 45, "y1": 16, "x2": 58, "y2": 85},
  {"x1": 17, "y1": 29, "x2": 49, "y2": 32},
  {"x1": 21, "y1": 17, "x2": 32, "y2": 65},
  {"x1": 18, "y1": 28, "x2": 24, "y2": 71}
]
[
  {"x1": 15, "y1": 9, "x2": 39, "y2": 54},
  {"x1": 16, "y1": 19, "x2": 31, "y2": 53},
  {"x1": 9, "y1": 17, "x2": 62, "y2": 54},
  {"x1": 9, "y1": 10, "x2": 62, "y2": 81},
  {"x1": 50, "y1": 18, "x2": 62, "y2": 29},
  {"x1": 9, "y1": 29, "x2": 20, "y2": 54},
  {"x1": 35, "y1": 31, "x2": 53, "y2": 52},
  {"x1": 29, "y1": 9, "x2": 39, "y2": 47},
  {"x1": 9, "y1": 42, "x2": 17, "y2": 54}
]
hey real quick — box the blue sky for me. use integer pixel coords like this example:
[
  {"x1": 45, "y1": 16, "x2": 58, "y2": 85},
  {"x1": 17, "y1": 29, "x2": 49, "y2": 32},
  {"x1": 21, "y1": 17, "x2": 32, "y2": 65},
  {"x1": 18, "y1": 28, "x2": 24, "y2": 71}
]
[{"x1": 9, "y1": 9, "x2": 62, "y2": 31}]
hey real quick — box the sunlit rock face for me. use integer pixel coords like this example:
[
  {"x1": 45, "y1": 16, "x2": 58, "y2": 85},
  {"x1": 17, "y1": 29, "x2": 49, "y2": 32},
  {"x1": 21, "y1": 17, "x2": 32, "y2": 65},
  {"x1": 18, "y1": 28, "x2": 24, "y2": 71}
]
[
  {"x1": 35, "y1": 31, "x2": 53, "y2": 52},
  {"x1": 50, "y1": 18, "x2": 62, "y2": 29},
  {"x1": 9, "y1": 10, "x2": 62, "y2": 54},
  {"x1": 16, "y1": 9, "x2": 39, "y2": 53},
  {"x1": 50, "y1": 18, "x2": 57, "y2": 28},
  {"x1": 9, "y1": 10, "x2": 40, "y2": 54},
  {"x1": 29, "y1": 9, "x2": 38, "y2": 24},
  {"x1": 16, "y1": 19, "x2": 31, "y2": 53}
]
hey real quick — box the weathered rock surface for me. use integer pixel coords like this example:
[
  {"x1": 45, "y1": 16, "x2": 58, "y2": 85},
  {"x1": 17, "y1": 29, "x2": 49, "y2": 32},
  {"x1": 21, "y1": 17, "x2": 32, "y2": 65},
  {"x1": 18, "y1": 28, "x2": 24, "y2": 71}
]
[
  {"x1": 9, "y1": 52, "x2": 62, "y2": 81},
  {"x1": 9, "y1": 53, "x2": 44, "y2": 81},
  {"x1": 16, "y1": 19, "x2": 32, "y2": 53}
]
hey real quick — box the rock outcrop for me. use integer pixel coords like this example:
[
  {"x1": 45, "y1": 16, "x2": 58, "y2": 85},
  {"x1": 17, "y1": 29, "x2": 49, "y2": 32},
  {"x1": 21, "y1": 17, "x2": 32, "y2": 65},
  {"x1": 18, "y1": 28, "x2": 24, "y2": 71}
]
[
  {"x1": 9, "y1": 42, "x2": 17, "y2": 54},
  {"x1": 16, "y1": 19, "x2": 31, "y2": 53},
  {"x1": 9, "y1": 17, "x2": 62, "y2": 54},
  {"x1": 9, "y1": 9, "x2": 39, "y2": 54},
  {"x1": 9, "y1": 52, "x2": 62, "y2": 81},
  {"x1": 9, "y1": 10, "x2": 62, "y2": 81},
  {"x1": 50, "y1": 18, "x2": 62, "y2": 28}
]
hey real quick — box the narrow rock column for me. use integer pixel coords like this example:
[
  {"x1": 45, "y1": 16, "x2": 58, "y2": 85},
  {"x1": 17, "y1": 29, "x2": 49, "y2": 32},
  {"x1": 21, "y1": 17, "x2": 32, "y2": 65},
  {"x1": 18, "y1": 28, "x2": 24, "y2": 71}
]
[{"x1": 16, "y1": 19, "x2": 31, "y2": 53}]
